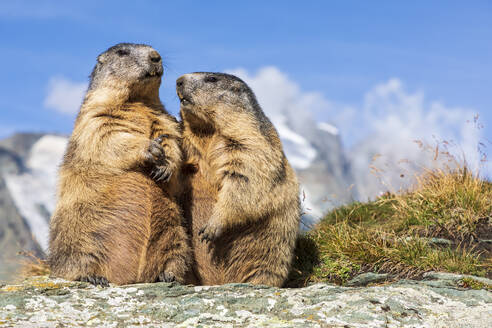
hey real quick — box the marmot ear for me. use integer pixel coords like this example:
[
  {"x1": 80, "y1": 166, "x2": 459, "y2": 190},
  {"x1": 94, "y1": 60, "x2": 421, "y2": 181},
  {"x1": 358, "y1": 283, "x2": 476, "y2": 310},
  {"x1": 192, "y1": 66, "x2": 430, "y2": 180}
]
[{"x1": 97, "y1": 54, "x2": 107, "y2": 64}]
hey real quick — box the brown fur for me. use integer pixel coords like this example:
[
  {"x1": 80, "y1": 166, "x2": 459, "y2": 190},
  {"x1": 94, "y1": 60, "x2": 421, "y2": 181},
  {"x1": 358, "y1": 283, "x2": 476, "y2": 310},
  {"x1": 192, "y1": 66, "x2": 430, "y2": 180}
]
[
  {"x1": 177, "y1": 72, "x2": 300, "y2": 287},
  {"x1": 48, "y1": 43, "x2": 191, "y2": 285}
]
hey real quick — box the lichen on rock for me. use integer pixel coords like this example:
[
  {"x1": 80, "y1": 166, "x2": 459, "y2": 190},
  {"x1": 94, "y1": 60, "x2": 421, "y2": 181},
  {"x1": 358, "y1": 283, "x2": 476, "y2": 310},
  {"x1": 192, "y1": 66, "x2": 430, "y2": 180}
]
[{"x1": 0, "y1": 274, "x2": 491, "y2": 327}]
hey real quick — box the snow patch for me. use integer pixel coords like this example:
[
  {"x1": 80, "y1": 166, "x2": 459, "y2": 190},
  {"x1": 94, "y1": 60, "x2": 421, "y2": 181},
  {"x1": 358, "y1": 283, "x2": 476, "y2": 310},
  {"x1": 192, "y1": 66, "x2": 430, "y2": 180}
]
[
  {"x1": 317, "y1": 122, "x2": 339, "y2": 135},
  {"x1": 5, "y1": 135, "x2": 67, "y2": 250},
  {"x1": 276, "y1": 122, "x2": 317, "y2": 170}
]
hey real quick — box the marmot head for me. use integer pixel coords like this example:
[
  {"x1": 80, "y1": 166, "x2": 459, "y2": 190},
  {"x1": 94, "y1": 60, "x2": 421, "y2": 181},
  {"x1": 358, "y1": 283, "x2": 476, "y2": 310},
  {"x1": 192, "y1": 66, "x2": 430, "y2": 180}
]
[
  {"x1": 177, "y1": 72, "x2": 270, "y2": 133},
  {"x1": 88, "y1": 43, "x2": 163, "y2": 100}
]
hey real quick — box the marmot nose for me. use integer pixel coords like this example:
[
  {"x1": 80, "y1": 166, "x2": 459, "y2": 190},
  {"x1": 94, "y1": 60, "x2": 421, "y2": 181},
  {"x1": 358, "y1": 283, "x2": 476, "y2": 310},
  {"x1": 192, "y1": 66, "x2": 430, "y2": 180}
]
[{"x1": 149, "y1": 50, "x2": 161, "y2": 63}]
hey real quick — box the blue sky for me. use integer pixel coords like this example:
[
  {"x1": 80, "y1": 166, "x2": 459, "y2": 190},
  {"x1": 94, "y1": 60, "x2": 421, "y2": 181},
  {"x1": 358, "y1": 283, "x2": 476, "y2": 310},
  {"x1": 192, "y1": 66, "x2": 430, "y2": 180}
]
[{"x1": 1, "y1": 1, "x2": 491, "y2": 174}]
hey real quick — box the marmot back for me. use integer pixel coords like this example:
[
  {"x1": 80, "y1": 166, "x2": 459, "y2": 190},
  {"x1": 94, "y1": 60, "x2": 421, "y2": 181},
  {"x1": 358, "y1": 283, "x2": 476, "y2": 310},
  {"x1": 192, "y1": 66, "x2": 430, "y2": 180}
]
[
  {"x1": 48, "y1": 43, "x2": 191, "y2": 286},
  {"x1": 178, "y1": 72, "x2": 300, "y2": 287}
]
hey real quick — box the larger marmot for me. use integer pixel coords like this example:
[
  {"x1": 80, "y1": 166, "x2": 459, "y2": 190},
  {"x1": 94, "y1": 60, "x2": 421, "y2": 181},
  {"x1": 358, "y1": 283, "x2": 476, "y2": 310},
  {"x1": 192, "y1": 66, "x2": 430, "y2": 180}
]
[
  {"x1": 49, "y1": 43, "x2": 191, "y2": 286},
  {"x1": 177, "y1": 72, "x2": 300, "y2": 287}
]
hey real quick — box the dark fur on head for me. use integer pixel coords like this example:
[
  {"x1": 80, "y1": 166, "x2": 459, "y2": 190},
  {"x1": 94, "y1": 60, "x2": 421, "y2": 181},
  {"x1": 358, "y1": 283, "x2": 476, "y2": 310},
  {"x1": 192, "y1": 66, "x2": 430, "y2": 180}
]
[
  {"x1": 88, "y1": 43, "x2": 163, "y2": 92},
  {"x1": 177, "y1": 72, "x2": 271, "y2": 137}
]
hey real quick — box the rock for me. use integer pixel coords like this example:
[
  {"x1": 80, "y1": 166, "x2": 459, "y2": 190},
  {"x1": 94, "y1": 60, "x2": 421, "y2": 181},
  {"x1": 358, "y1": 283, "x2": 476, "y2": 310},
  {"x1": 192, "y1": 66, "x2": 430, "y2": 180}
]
[
  {"x1": 0, "y1": 133, "x2": 45, "y2": 161},
  {"x1": 1, "y1": 276, "x2": 491, "y2": 327},
  {"x1": 427, "y1": 237, "x2": 453, "y2": 246},
  {"x1": 0, "y1": 148, "x2": 23, "y2": 176},
  {"x1": 346, "y1": 272, "x2": 390, "y2": 286},
  {"x1": 423, "y1": 271, "x2": 492, "y2": 288}
]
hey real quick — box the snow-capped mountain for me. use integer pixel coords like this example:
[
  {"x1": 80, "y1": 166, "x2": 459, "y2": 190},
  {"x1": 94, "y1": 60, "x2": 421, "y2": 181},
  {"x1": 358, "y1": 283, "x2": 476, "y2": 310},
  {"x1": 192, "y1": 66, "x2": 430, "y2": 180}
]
[
  {"x1": 0, "y1": 133, "x2": 47, "y2": 282},
  {"x1": 5, "y1": 135, "x2": 67, "y2": 251},
  {"x1": 275, "y1": 122, "x2": 317, "y2": 170},
  {"x1": 267, "y1": 115, "x2": 354, "y2": 227}
]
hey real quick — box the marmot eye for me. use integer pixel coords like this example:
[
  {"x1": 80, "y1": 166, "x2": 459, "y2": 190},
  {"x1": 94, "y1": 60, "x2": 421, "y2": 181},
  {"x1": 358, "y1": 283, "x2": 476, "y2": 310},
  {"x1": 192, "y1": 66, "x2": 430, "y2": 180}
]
[
  {"x1": 116, "y1": 49, "x2": 130, "y2": 56},
  {"x1": 204, "y1": 76, "x2": 218, "y2": 83}
]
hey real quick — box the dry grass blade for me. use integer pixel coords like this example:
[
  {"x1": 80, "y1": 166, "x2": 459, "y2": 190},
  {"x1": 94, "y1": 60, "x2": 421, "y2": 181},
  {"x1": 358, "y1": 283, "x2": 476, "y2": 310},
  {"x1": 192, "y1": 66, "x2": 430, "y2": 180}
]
[{"x1": 18, "y1": 251, "x2": 50, "y2": 278}]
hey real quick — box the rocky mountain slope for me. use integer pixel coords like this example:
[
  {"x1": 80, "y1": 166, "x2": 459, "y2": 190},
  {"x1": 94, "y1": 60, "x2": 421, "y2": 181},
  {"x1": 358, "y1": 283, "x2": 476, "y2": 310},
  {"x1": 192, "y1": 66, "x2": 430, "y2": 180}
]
[
  {"x1": 0, "y1": 134, "x2": 45, "y2": 282},
  {"x1": 0, "y1": 273, "x2": 490, "y2": 327},
  {"x1": 3, "y1": 134, "x2": 67, "y2": 252}
]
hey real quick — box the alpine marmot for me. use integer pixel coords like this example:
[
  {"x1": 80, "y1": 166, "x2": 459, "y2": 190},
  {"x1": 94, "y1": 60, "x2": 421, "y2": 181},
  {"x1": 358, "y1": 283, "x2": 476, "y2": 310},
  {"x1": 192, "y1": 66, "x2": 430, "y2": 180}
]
[
  {"x1": 49, "y1": 43, "x2": 191, "y2": 286},
  {"x1": 177, "y1": 72, "x2": 300, "y2": 287}
]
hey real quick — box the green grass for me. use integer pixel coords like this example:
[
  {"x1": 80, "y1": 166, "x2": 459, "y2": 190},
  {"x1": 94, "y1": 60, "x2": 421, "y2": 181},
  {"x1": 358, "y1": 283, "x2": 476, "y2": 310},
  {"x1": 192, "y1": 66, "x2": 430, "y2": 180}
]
[
  {"x1": 460, "y1": 277, "x2": 492, "y2": 290},
  {"x1": 289, "y1": 168, "x2": 492, "y2": 287}
]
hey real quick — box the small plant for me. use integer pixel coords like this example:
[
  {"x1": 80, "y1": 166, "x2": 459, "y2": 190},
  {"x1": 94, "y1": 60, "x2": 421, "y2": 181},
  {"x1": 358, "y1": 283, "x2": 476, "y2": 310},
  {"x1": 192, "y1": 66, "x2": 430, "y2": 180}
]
[{"x1": 459, "y1": 277, "x2": 492, "y2": 290}]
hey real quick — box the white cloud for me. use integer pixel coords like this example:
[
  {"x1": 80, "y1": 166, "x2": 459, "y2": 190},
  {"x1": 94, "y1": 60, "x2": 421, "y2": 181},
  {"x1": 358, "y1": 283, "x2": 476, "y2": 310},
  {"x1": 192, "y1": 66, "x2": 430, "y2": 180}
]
[
  {"x1": 224, "y1": 67, "x2": 490, "y2": 201},
  {"x1": 44, "y1": 76, "x2": 87, "y2": 115},
  {"x1": 227, "y1": 67, "x2": 333, "y2": 129},
  {"x1": 348, "y1": 79, "x2": 487, "y2": 199}
]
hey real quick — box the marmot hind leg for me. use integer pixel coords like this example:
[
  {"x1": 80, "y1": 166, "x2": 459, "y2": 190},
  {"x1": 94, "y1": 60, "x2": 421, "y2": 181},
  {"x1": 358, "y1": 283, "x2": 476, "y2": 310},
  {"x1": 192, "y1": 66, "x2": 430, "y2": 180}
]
[
  {"x1": 242, "y1": 269, "x2": 288, "y2": 287},
  {"x1": 48, "y1": 204, "x2": 115, "y2": 286},
  {"x1": 139, "y1": 184, "x2": 192, "y2": 283}
]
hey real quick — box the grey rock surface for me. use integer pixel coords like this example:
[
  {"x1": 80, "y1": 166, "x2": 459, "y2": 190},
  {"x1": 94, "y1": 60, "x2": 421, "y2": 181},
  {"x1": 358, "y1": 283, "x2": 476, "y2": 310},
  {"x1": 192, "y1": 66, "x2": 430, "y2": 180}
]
[
  {"x1": 0, "y1": 148, "x2": 23, "y2": 176},
  {"x1": 0, "y1": 133, "x2": 44, "y2": 161},
  {"x1": 345, "y1": 272, "x2": 390, "y2": 287},
  {"x1": 0, "y1": 275, "x2": 490, "y2": 327},
  {"x1": 423, "y1": 272, "x2": 492, "y2": 287}
]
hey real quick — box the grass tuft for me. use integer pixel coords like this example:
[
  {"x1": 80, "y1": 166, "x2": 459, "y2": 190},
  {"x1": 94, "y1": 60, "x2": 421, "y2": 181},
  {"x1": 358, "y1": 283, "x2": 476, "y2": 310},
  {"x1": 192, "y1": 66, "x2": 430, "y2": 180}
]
[
  {"x1": 289, "y1": 167, "x2": 491, "y2": 287},
  {"x1": 18, "y1": 251, "x2": 50, "y2": 278},
  {"x1": 459, "y1": 277, "x2": 492, "y2": 290}
]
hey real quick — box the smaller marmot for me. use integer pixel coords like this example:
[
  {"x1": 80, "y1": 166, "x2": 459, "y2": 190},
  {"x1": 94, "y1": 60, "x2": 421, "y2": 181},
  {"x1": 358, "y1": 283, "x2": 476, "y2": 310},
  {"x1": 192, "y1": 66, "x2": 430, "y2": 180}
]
[
  {"x1": 178, "y1": 72, "x2": 300, "y2": 287},
  {"x1": 49, "y1": 43, "x2": 191, "y2": 286}
]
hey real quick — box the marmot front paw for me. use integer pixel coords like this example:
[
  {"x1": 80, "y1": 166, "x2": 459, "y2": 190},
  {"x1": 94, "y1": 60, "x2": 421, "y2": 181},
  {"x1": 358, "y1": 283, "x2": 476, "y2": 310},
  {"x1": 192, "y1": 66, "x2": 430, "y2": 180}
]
[
  {"x1": 78, "y1": 275, "x2": 109, "y2": 287},
  {"x1": 198, "y1": 220, "x2": 224, "y2": 243},
  {"x1": 145, "y1": 135, "x2": 173, "y2": 182},
  {"x1": 158, "y1": 271, "x2": 177, "y2": 283}
]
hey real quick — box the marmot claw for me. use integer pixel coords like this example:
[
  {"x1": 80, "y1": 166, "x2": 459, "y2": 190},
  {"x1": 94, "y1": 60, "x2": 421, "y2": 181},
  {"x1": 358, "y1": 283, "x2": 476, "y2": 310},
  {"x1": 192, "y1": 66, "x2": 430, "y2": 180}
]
[
  {"x1": 79, "y1": 275, "x2": 109, "y2": 287},
  {"x1": 150, "y1": 164, "x2": 172, "y2": 182},
  {"x1": 146, "y1": 139, "x2": 166, "y2": 163},
  {"x1": 198, "y1": 221, "x2": 224, "y2": 243},
  {"x1": 158, "y1": 271, "x2": 177, "y2": 283},
  {"x1": 146, "y1": 137, "x2": 173, "y2": 182}
]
